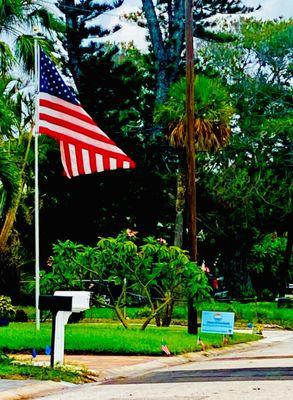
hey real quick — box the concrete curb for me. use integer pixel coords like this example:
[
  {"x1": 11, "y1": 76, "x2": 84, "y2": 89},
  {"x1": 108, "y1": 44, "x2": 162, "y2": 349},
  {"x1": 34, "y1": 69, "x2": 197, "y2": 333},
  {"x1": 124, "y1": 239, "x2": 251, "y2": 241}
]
[
  {"x1": 92, "y1": 339, "x2": 265, "y2": 383},
  {"x1": 0, "y1": 381, "x2": 74, "y2": 400}
]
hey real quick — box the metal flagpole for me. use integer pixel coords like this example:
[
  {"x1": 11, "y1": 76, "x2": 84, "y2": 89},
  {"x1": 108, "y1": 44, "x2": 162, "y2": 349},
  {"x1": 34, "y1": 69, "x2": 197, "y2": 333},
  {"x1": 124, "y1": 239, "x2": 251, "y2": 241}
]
[{"x1": 34, "y1": 36, "x2": 41, "y2": 330}]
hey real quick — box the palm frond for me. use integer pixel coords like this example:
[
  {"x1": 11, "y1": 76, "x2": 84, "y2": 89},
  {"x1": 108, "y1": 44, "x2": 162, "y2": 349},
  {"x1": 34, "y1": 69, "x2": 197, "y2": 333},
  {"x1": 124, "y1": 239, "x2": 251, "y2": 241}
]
[
  {"x1": 0, "y1": 147, "x2": 20, "y2": 214},
  {"x1": 0, "y1": 40, "x2": 15, "y2": 75},
  {"x1": 15, "y1": 34, "x2": 55, "y2": 73},
  {"x1": 27, "y1": 8, "x2": 66, "y2": 35},
  {"x1": 155, "y1": 74, "x2": 234, "y2": 152}
]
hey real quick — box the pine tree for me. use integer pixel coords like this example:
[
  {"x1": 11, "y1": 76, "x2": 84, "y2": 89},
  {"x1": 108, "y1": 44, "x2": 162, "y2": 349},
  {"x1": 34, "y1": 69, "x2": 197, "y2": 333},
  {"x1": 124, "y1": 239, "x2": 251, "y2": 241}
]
[{"x1": 57, "y1": 0, "x2": 124, "y2": 86}]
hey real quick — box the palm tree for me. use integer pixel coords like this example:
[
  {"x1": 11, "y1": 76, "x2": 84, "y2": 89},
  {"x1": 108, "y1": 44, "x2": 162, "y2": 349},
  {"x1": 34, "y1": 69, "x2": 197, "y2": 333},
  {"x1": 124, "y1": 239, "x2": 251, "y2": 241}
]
[
  {"x1": 0, "y1": 1, "x2": 65, "y2": 251},
  {"x1": 0, "y1": 0, "x2": 65, "y2": 74},
  {"x1": 0, "y1": 76, "x2": 34, "y2": 251},
  {"x1": 155, "y1": 75, "x2": 234, "y2": 247}
]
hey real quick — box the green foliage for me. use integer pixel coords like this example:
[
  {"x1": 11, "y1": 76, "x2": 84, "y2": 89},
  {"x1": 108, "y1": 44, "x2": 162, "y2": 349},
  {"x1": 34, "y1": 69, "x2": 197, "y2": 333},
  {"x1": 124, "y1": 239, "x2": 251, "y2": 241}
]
[
  {"x1": 0, "y1": 295, "x2": 16, "y2": 320},
  {"x1": 155, "y1": 75, "x2": 234, "y2": 127},
  {"x1": 154, "y1": 74, "x2": 234, "y2": 151},
  {"x1": 248, "y1": 233, "x2": 287, "y2": 275},
  {"x1": 0, "y1": 148, "x2": 20, "y2": 213},
  {"x1": 15, "y1": 34, "x2": 56, "y2": 73},
  {"x1": 39, "y1": 231, "x2": 211, "y2": 328},
  {"x1": 0, "y1": 0, "x2": 65, "y2": 74},
  {"x1": 193, "y1": 18, "x2": 292, "y2": 296}
]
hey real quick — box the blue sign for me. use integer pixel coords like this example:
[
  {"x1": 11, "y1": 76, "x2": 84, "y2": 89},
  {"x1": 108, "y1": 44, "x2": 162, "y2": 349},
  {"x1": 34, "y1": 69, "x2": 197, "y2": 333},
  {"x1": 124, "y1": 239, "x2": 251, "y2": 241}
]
[{"x1": 201, "y1": 311, "x2": 235, "y2": 334}]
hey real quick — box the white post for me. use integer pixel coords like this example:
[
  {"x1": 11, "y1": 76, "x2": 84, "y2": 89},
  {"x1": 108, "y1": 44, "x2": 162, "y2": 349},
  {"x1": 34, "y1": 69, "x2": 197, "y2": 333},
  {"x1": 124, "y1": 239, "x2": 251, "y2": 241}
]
[
  {"x1": 54, "y1": 311, "x2": 72, "y2": 365},
  {"x1": 34, "y1": 37, "x2": 40, "y2": 330}
]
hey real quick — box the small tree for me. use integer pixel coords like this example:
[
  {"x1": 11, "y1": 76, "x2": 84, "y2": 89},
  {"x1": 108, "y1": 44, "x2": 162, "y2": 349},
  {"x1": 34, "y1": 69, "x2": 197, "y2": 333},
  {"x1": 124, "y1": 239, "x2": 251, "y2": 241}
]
[{"x1": 40, "y1": 230, "x2": 211, "y2": 329}]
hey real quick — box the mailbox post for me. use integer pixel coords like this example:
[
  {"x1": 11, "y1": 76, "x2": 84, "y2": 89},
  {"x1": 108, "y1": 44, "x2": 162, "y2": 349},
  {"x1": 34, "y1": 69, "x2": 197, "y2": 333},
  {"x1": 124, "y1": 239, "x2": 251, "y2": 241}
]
[{"x1": 39, "y1": 291, "x2": 91, "y2": 367}]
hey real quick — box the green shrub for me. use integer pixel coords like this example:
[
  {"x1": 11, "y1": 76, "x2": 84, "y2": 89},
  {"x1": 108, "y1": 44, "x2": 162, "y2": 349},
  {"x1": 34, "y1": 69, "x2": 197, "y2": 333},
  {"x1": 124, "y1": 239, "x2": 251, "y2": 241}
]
[{"x1": 0, "y1": 296, "x2": 16, "y2": 320}]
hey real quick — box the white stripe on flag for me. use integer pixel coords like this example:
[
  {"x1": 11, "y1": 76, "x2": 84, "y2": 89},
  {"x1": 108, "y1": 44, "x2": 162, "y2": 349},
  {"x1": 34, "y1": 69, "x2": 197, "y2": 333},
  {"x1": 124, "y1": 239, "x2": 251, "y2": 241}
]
[
  {"x1": 40, "y1": 93, "x2": 89, "y2": 119},
  {"x1": 82, "y1": 149, "x2": 91, "y2": 174},
  {"x1": 69, "y1": 143, "x2": 78, "y2": 176},
  {"x1": 110, "y1": 158, "x2": 117, "y2": 170},
  {"x1": 60, "y1": 141, "x2": 71, "y2": 178},
  {"x1": 96, "y1": 154, "x2": 104, "y2": 172}
]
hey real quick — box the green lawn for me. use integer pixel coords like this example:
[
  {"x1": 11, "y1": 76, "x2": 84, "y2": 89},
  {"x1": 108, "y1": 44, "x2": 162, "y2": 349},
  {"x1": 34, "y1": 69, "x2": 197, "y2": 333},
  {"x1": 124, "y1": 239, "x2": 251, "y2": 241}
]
[
  {"x1": 0, "y1": 323, "x2": 260, "y2": 356},
  {"x1": 17, "y1": 301, "x2": 293, "y2": 329}
]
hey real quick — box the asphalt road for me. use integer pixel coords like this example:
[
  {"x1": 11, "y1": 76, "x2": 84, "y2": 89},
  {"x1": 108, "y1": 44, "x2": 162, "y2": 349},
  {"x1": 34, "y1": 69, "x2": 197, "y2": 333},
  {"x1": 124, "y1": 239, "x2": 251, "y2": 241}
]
[{"x1": 36, "y1": 330, "x2": 293, "y2": 400}]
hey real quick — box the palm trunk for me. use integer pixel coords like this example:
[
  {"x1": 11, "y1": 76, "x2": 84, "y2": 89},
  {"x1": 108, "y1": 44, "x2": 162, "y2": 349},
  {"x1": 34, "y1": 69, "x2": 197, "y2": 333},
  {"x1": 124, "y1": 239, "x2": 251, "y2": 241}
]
[
  {"x1": 0, "y1": 129, "x2": 33, "y2": 252},
  {"x1": 174, "y1": 150, "x2": 187, "y2": 247}
]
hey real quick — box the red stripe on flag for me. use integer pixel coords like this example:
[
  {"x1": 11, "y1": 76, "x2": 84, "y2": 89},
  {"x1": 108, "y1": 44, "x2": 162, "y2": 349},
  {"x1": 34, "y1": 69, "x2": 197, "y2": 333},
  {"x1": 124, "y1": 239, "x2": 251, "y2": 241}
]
[
  {"x1": 89, "y1": 151, "x2": 98, "y2": 173},
  {"x1": 75, "y1": 146, "x2": 85, "y2": 176},
  {"x1": 39, "y1": 113, "x2": 113, "y2": 145},
  {"x1": 39, "y1": 99, "x2": 95, "y2": 125},
  {"x1": 103, "y1": 156, "x2": 110, "y2": 171}
]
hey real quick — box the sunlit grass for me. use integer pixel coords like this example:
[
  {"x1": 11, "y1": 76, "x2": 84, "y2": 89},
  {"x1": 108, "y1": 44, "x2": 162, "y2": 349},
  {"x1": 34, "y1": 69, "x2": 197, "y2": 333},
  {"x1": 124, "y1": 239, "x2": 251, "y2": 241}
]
[{"x1": 0, "y1": 323, "x2": 261, "y2": 356}]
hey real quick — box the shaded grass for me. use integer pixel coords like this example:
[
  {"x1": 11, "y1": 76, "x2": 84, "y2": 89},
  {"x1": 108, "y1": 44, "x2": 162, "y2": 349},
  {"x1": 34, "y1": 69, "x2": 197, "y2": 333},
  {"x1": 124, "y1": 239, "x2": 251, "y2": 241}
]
[
  {"x1": 17, "y1": 301, "x2": 293, "y2": 329},
  {"x1": 0, "y1": 357, "x2": 90, "y2": 383},
  {"x1": 0, "y1": 323, "x2": 261, "y2": 356},
  {"x1": 172, "y1": 301, "x2": 293, "y2": 329}
]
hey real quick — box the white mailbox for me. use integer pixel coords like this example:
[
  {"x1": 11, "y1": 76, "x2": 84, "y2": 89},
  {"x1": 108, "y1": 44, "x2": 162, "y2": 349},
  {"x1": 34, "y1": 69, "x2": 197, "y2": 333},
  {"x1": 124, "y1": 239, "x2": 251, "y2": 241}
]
[
  {"x1": 54, "y1": 291, "x2": 91, "y2": 312},
  {"x1": 41, "y1": 291, "x2": 92, "y2": 366}
]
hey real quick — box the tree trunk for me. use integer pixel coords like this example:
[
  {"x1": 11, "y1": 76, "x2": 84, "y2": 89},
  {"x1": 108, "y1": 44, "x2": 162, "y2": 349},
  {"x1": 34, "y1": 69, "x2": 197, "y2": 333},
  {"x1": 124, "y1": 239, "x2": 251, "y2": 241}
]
[
  {"x1": 174, "y1": 150, "x2": 187, "y2": 247},
  {"x1": 187, "y1": 297, "x2": 198, "y2": 335},
  {"x1": 154, "y1": 300, "x2": 161, "y2": 327},
  {"x1": 161, "y1": 299, "x2": 175, "y2": 327},
  {"x1": 279, "y1": 218, "x2": 293, "y2": 296},
  {"x1": 60, "y1": 0, "x2": 82, "y2": 86},
  {"x1": 114, "y1": 305, "x2": 129, "y2": 329},
  {"x1": 140, "y1": 299, "x2": 171, "y2": 331},
  {"x1": 0, "y1": 130, "x2": 33, "y2": 252}
]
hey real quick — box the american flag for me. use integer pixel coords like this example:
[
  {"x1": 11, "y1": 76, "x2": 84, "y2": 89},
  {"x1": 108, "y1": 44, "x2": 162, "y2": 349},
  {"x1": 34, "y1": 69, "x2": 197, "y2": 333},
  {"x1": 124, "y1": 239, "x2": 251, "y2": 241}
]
[{"x1": 38, "y1": 51, "x2": 135, "y2": 178}]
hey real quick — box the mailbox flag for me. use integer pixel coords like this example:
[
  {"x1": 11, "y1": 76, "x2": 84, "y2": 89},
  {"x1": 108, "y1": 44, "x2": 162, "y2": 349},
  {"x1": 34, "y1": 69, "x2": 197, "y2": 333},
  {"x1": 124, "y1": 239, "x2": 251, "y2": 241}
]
[{"x1": 38, "y1": 50, "x2": 136, "y2": 178}]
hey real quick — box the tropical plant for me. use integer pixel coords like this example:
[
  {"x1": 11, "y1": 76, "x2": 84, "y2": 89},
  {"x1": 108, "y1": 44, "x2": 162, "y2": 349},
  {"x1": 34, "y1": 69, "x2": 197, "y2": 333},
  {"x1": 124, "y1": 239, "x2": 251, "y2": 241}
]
[
  {"x1": 0, "y1": 0, "x2": 65, "y2": 74},
  {"x1": 38, "y1": 230, "x2": 210, "y2": 329},
  {"x1": 155, "y1": 75, "x2": 234, "y2": 247},
  {"x1": 155, "y1": 75, "x2": 234, "y2": 151}
]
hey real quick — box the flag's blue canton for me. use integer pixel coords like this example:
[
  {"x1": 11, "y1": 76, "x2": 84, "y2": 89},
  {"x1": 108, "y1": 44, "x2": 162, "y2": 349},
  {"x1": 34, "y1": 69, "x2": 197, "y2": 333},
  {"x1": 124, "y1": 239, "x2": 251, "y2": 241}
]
[{"x1": 40, "y1": 51, "x2": 79, "y2": 105}]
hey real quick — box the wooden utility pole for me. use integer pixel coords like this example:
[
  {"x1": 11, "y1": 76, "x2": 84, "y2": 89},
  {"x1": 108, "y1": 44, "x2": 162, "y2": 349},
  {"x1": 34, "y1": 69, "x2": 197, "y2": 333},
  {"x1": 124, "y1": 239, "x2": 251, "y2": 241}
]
[{"x1": 185, "y1": 0, "x2": 198, "y2": 334}]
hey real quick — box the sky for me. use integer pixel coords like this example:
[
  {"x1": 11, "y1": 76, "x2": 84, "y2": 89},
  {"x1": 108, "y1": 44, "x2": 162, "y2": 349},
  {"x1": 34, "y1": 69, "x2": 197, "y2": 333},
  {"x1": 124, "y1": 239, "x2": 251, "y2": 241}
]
[
  {"x1": 45, "y1": 0, "x2": 293, "y2": 51},
  {"x1": 91, "y1": 0, "x2": 293, "y2": 50}
]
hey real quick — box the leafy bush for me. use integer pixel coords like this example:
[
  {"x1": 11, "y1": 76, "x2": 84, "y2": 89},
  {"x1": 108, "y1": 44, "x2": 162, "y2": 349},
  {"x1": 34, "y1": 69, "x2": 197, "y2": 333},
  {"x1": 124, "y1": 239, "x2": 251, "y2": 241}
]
[
  {"x1": 0, "y1": 296, "x2": 16, "y2": 320},
  {"x1": 40, "y1": 230, "x2": 211, "y2": 329},
  {"x1": 249, "y1": 233, "x2": 286, "y2": 276}
]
